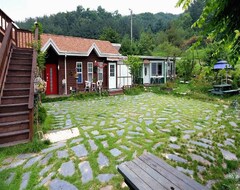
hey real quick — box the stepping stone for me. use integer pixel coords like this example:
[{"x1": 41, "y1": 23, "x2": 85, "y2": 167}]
[
  {"x1": 103, "y1": 128, "x2": 117, "y2": 131},
  {"x1": 183, "y1": 134, "x2": 190, "y2": 140},
  {"x1": 41, "y1": 142, "x2": 66, "y2": 153},
  {"x1": 220, "y1": 149, "x2": 238, "y2": 160},
  {"x1": 98, "y1": 152, "x2": 109, "y2": 169},
  {"x1": 169, "y1": 144, "x2": 181, "y2": 150},
  {"x1": 117, "y1": 118, "x2": 126, "y2": 123},
  {"x1": 197, "y1": 166, "x2": 206, "y2": 173},
  {"x1": 38, "y1": 172, "x2": 56, "y2": 187},
  {"x1": 101, "y1": 141, "x2": 109, "y2": 148},
  {"x1": 145, "y1": 120, "x2": 153, "y2": 125},
  {"x1": 189, "y1": 140, "x2": 212, "y2": 149},
  {"x1": 229, "y1": 121, "x2": 237, "y2": 127},
  {"x1": 40, "y1": 153, "x2": 53, "y2": 165},
  {"x1": 199, "y1": 138, "x2": 213, "y2": 145},
  {"x1": 110, "y1": 148, "x2": 122, "y2": 157},
  {"x1": 44, "y1": 128, "x2": 79, "y2": 143},
  {"x1": 49, "y1": 179, "x2": 78, "y2": 190},
  {"x1": 24, "y1": 155, "x2": 43, "y2": 169},
  {"x1": 84, "y1": 132, "x2": 90, "y2": 138},
  {"x1": 165, "y1": 154, "x2": 187, "y2": 163},
  {"x1": 129, "y1": 141, "x2": 142, "y2": 148},
  {"x1": 88, "y1": 140, "x2": 98, "y2": 151},
  {"x1": 82, "y1": 126, "x2": 93, "y2": 130},
  {"x1": 95, "y1": 135, "x2": 107, "y2": 139},
  {"x1": 78, "y1": 161, "x2": 93, "y2": 184},
  {"x1": 70, "y1": 138, "x2": 83, "y2": 144},
  {"x1": 71, "y1": 144, "x2": 88, "y2": 158},
  {"x1": 146, "y1": 127, "x2": 154, "y2": 134},
  {"x1": 176, "y1": 166, "x2": 194, "y2": 176},
  {"x1": 169, "y1": 136, "x2": 178, "y2": 142},
  {"x1": 57, "y1": 150, "x2": 69, "y2": 159},
  {"x1": 119, "y1": 145, "x2": 130, "y2": 151},
  {"x1": 17, "y1": 153, "x2": 36, "y2": 160},
  {"x1": 183, "y1": 130, "x2": 195, "y2": 134},
  {"x1": 97, "y1": 174, "x2": 115, "y2": 183},
  {"x1": 190, "y1": 154, "x2": 211, "y2": 166},
  {"x1": 116, "y1": 130, "x2": 124, "y2": 136},
  {"x1": 100, "y1": 185, "x2": 113, "y2": 190},
  {"x1": 100, "y1": 121, "x2": 105, "y2": 126},
  {"x1": 5, "y1": 172, "x2": 15, "y2": 185},
  {"x1": 20, "y1": 172, "x2": 31, "y2": 190},
  {"x1": 91, "y1": 130, "x2": 99, "y2": 135},
  {"x1": 200, "y1": 152, "x2": 215, "y2": 161},
  {"x1": 39, "y1": 164, "x2": 54, "y2": 176},
  {"x1": 59, "y1": 160, "x2": 75, "y2": 177},
  {"x1": 152, "y1": 142, "x2": 163, "y2": 150}
]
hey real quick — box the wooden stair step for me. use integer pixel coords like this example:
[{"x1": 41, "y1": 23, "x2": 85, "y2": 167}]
[
  {"x1": 0, "y1": 111, "x2": 29, "y2": 117},
  {"x1": 0, "y1": 129, "x2": 29, "y2": 138},
  {"x1": 0, "y1": 119, "x2": 29, "y2": 127},
  {"x1": 1, "y1": 95, "x2": 29, "y2": 104}
]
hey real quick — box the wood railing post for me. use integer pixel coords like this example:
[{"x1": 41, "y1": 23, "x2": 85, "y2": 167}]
[{"x1": 28, "y1": 22, "x2": 38, "y2": 140}]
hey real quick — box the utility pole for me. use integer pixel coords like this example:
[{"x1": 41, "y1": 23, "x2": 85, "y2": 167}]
[{"x1": 129, "y1": 9, "x2": 133, "y2": 45}]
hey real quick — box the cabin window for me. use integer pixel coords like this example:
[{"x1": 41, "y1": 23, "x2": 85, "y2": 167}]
[
  {"x1": 76, "y1": 62, "x2": 82, "y2": 83},
  {"x1": 87, "y1": 62, "x2": 93, "y2": 82},
  {"x1": 97, "y1": 62, "x2": 103, "y2": 81},
  {"x1": 151, "y1": 62, "x2": 163, "y2": 76}
]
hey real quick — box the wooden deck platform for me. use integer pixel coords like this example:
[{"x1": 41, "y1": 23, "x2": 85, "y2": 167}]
[{"x1": 118, "y1": 152, "x2": 209, "y2": 190}]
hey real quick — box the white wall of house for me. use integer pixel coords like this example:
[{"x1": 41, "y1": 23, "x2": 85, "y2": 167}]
[{"x1": 117, "y1": 61, "x2": 132, "y2": 88}]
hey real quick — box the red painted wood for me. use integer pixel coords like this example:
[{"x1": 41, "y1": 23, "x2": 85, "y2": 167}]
[{"x1": 45, "y1": 64, "x2": 58, "y2": 95}]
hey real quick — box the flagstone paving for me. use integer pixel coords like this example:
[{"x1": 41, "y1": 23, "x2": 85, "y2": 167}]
[{"x1": 0, "y1": 93, "x2": 239, "y2": 189}]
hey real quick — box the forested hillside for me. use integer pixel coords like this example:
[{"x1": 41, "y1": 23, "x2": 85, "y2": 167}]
[{"x1": 16, "y1": 2, "x2": 204, "y2": 56}]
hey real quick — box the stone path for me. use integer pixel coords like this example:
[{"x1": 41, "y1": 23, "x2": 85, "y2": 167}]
[{"x1": 0, "y1": 93, "x2": 239, "y2": 189}]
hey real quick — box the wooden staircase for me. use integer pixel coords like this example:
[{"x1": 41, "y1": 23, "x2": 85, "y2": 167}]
[
  {"x1": 0, "y1": 48, "x2": 33, "y2": 146},
  {"x1": 0, "y1": 9, "x2": 38, "y2": 147}
]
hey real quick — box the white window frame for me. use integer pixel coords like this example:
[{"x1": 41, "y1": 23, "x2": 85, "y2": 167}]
[
  {"x1": 76, "y1": 62, "x2": 83, "y2": 83},
  {"x1": 151, "y1": 61, "x2": 163, "y2": 77},
  {"x1": 87, "y1": 62, "x2": 93, "y2": 82},
  {"x1": 97, "y1": 62, "x2": 104, "y2": 81}
]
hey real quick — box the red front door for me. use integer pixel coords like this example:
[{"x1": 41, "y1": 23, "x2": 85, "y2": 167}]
[{"x1": 45, "y1": 64, "x2": 58, "y2": 95}]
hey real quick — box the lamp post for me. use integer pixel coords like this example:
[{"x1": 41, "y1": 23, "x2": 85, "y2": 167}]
[{"x1": 129, "y1": 9, "x2": 133, "y2": 45}]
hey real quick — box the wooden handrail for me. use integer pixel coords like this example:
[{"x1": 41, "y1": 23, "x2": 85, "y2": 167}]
[
  {"x1": 28, "y1": 25, "x2": 38, "y2": 109},
  {"x1": 0, "y1": 23, "x2": 13, "y2": 103}
]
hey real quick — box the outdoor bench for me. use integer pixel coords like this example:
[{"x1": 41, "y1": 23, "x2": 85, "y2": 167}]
[{"x1": 118, "y1": 152, "x2": 209, "y2": 190}]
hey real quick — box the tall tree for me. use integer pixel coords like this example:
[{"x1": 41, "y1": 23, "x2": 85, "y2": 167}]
[{"x1": 177, "y1": 0, "x2": 240, "y2": 63}]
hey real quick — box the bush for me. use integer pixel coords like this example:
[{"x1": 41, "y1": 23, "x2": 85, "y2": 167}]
[
  {"x1": 123, "y1": 85, "x2": 144, "y2": 95},
  {"x1": 37, "y1": 105, "x2": 47, "y2": 124}
]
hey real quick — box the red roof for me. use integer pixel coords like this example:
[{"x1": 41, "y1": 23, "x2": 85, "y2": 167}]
[{"x1": 41, "y1": 33, "x2": 120, "y2": 56}]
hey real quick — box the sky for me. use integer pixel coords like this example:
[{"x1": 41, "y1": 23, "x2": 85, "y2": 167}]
[{"x1": 1, "y1": 0, "x2": 184, "y2": 22}]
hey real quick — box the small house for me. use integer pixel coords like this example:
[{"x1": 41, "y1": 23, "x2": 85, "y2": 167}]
[{"x1": 41, "y1": 34, "x2": 123, "y2": 95}]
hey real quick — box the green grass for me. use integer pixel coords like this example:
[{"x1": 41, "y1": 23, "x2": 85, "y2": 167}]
[{"x1": 0, "y1": 90, "x2": 239, "y2": 189}]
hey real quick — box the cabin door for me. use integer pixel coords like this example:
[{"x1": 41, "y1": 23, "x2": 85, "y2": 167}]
[
  {"x1": 143, "y1": 64, "x2": 150, "y2": 84},
  {"x1": 109, "y1": 62, "x2": 116, "y2": 89},
  {"x1": 45, "y1": 64, "x2": 58, "y2": 95}
]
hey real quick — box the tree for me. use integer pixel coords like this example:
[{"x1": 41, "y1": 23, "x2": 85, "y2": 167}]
[
  {"x1": 177, "y1": 0, "x2": 240, "y2": 63},
  {"x1": 124, "y1": 55, "x2": 142, "y2": 84},
  {"x1": 99, "y1": 27, "x2": 120, "y2": 43}
]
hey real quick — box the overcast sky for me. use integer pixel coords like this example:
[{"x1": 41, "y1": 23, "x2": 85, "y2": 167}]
[{"x1": 1, "y1": 0, "x2": 184, "y2": 22}]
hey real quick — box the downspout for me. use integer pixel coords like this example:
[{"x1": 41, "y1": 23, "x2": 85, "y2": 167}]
[{"x1": 64, "y1": 53, "x2": 67, "y2": 95}]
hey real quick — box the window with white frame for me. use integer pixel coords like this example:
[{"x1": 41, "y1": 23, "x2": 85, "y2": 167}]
[
  {"x1": 97, "y1": 62, "x2": 103, "y2": 81},
  {"x1": 87, "y1": 62, "x2": 93, "y2": 82},
  {"x1": 76, "y1": 62, "x2": 82, "y2": 83},
  {"x1": 151, "y1": 62, "x2": 163, "y2": 76}
]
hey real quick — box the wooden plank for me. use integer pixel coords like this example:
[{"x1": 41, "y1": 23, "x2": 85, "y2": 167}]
[
  {"x1": 118, "y1": 163, "x2": 153, "y2": 190},
  {"x1": 127, "y1": 160, "x2": 168, "y2": 190},
  {"x1": 139, "y1": 155, "x2": 196, "y2": 190},
  {"x1": 132, "y1": 158, "x2": 180, "y2": 190},
  {"x1": 141, "y1": 153, "x2": 208, "y2": 190}
]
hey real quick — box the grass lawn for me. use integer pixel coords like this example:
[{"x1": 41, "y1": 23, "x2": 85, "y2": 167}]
[{"x1": 0, "y1": 92, "x2": 239, "y2": 190}]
